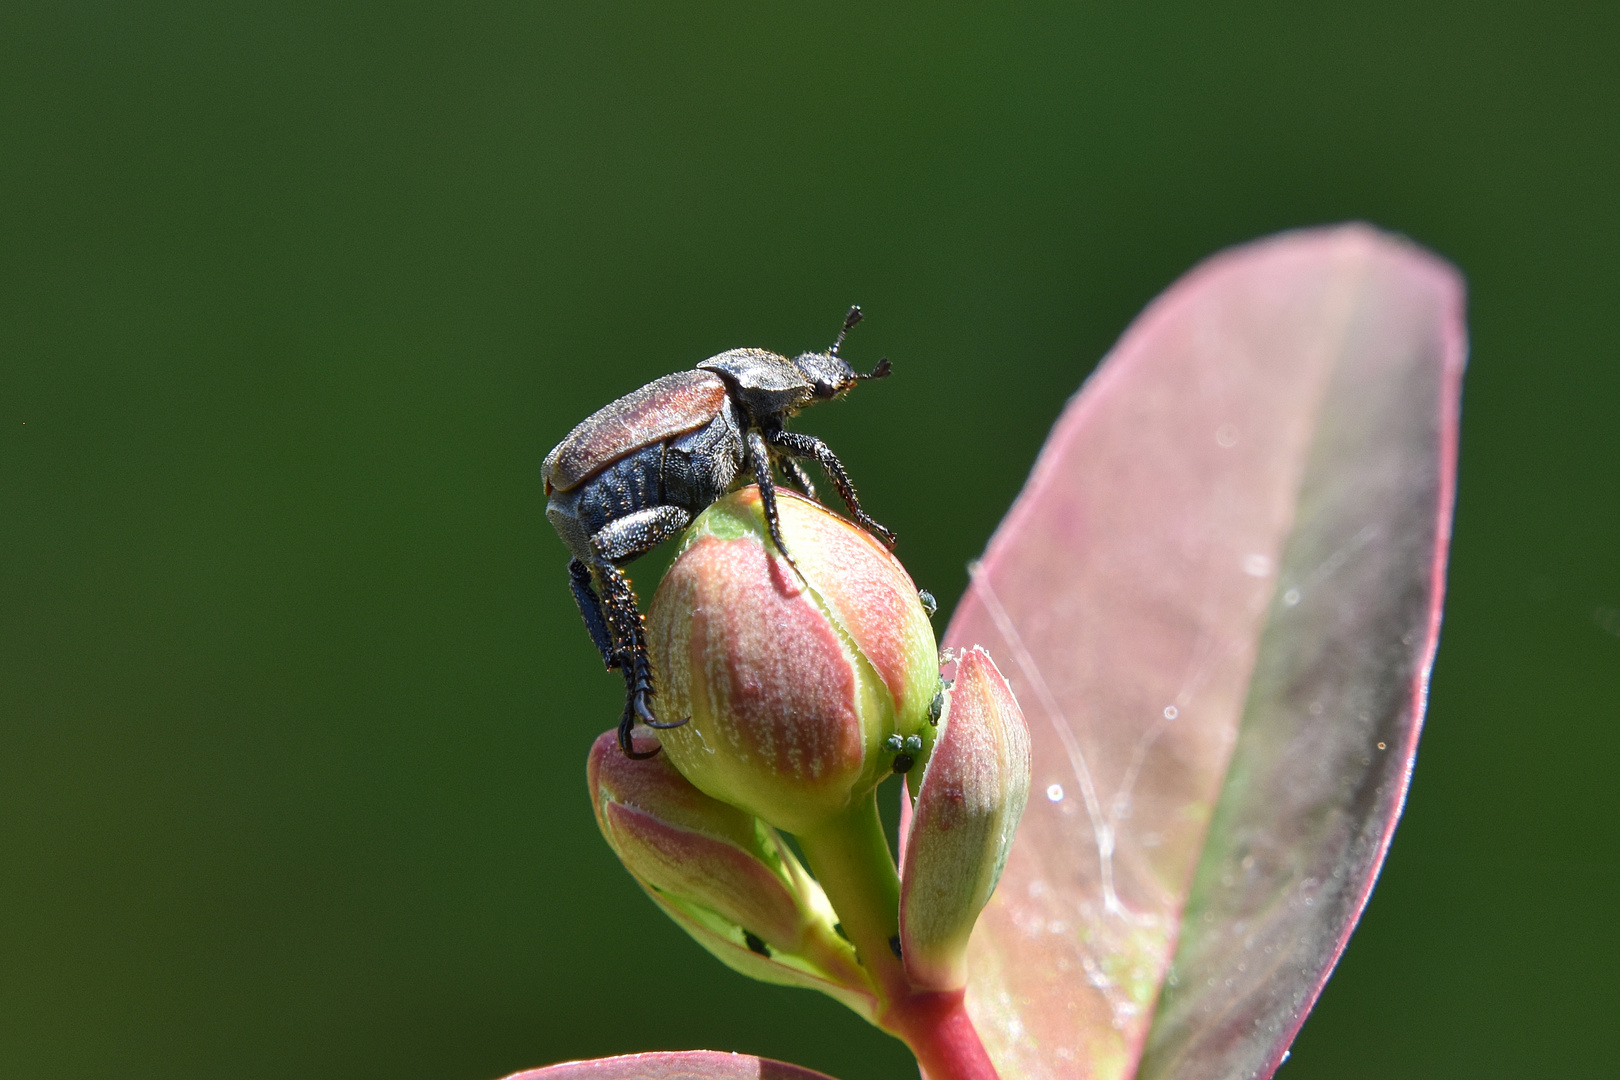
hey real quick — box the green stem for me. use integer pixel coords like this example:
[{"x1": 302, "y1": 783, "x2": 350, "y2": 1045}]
[
  {"x1": 795, "y1": 791, "x2": 1000, "y2": 1080},
  {"x1": 794, "y1": 790, "x2": 909, "y2": 1005}
]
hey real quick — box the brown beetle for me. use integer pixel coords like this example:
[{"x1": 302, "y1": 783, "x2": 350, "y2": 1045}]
[{"x1": 544, "y1": 307, "x2": 894, "y2": 757}]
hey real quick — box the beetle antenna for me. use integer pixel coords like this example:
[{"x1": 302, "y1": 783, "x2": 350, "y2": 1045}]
[
  {"x1": 829, "y1": 305, "x2": 864, "y2": 357},
  {"x1": 857, "y1": 357, "x2": 891, "y2": 380}
]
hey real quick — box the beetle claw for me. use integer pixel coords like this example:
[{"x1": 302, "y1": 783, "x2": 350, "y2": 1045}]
[
  {"x1": 644, "y1": 714, "x2": 691, "y2": 731},
  {"x1": 618, "y1": 707, "x2": 662, "y2": 759}
]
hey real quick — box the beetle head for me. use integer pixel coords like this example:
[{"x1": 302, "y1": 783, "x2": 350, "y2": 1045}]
[
  {"x1": 791, "y1": 350, "x2": 856, "y2": 399},
  {"x1": 791, "y1": 351, "x2": 891, "y2": 400},
  {"x1": 791, "y1": 304, "x2": 890, "y2": 400}
]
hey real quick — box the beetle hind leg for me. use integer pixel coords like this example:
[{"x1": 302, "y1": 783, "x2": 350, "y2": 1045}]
[
  {"x1": 594, "y1": 561, "x2": 652, "y2": 708},
  {"x1": 589, "y1": 505, "x2": 691, "y2": 563},
  {"x1": 593, "y1": 559, "x2": 688, "y2": 754},
  {"x1": 568, "y1": 558, "x2": 618, "y2": 671},
  {"x1": 570, "y1": 557, "x2": 670, "y2": 756},
  {"x1": 617, "y1": 697, "x2": 662, "y2": 759}
]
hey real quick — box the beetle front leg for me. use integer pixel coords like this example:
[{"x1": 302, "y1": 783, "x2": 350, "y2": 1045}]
[
  {"x1": 746, "y1": 430, "x2": 802, "y2": 578},
  {"x1": 775, "y1": 453, "x2": 818, "y2": 501},
  {"x1": 765, "y1": 429, "x2": 897, "y2": 546}
]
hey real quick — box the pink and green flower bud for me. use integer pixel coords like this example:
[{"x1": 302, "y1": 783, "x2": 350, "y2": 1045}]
[
  {"x1": 646, "y1": 488, "x2": 940, "y2": 835},
  {"x1": 899, "y1": 646, "x2": 1031, "y2": 992},
  {"x1": 586, "y1": 730, "x2": 874, "y2": 1015}
]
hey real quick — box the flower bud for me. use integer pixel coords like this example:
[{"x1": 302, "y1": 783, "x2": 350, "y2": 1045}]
[
  {"x1": 899, "y1": 646, "x2": 1031, "y2": 992},
  {"x1": 586, "y1": 730, "x2": 872, "y2": 1014},
  {"x1": 646, "y1": 488, "x2": 940, "y2": 835}
]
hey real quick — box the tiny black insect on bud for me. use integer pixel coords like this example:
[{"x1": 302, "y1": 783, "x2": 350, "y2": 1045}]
[
  {"x1": 928, "y1": 687, "x2": 945, "y2": 725},
  {"x1": 892, "y1": 753, "x2": 915, "y2": 774},
  {"x1": 884, "y1": 733, "x2": 905, "y2": 753},
  {"x1": 904, "y1": 734, "x2": 923, "y2": 753},
  {"x1": 833, "y1": 922, "x2": 849, "y2": 942},
  {"x1": 744, "y1": 931, "x2": 771, "y2": 957},
  {"x1": 888, "y1": 934, "x2": 903, "y2": 959},
  {"x1": 918, "y1": 589, "x2": 938, "y2": 618}
]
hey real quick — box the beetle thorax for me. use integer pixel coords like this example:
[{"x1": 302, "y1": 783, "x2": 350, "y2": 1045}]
[{"x1": 697, "y1": 348, "x2": 816, "y2": 424}]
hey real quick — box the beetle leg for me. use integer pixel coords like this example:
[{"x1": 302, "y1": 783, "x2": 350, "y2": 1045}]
[
  {"x1": 568, "y1": 558, "x2": 618, "y2": 670},
  {"x1": 746, "y1": 429, "x2": 803, "y2": 580},
  {"x1": 617, "y1": 697, "x2": 661, "y2": 759},
  {"x1": 594, "y1": 560, "x2": 689, "y2": 752},
  {"x1": 593, "y1": 562, "x2": 654, "y2": 712},
  {"x1": 589, "y1": 505, "x2": 692, "y2": 563},
  {"x1": 765, "y1": 429, "x2": 897, "y2": 547},
  {"x1": 587, "y1": 506, "x2": 692, "y2": 737},
  {"x1": 776, "y1": 453, "x2": 818, "y2": 501}
]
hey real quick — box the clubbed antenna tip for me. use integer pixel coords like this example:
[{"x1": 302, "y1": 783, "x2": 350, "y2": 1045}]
[
  {"x1": 830, "y1": 305, "x2": 864, "y2": 356},
  {"x1": 859, "y1": 357, "x2": 891, "y2": 381}
]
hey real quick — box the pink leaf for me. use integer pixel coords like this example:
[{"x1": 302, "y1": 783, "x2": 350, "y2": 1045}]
[
  {"x1": 940, "y1": 224, "x2": 1464, "y2": 1080},
  {"x1": 502, "y1": 1050, "x2": 839, "y2": 1080}
]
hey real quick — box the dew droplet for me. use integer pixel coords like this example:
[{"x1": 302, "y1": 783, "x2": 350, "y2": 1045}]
[
  {"x1": 1163, "y1": 705, "x2": 1179, "y2": 720},
  {"x1": 1283, "y1": 588, "x2": 1301, "y2": 607},
  {"x1": 1377, "y1": 741, "x2": 1387, "y2": 750},
  {"x1": 1046, "y1": 783, "x2": 1064, "y2": 803},
  {"x1": 1216, "y1": 423, "x2": 1239, "y2": 448}
]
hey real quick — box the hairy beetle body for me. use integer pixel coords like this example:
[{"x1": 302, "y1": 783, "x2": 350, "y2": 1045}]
[
  {"x1": 545, "y1": 307, "x2": 895, "y2": 757},
  {"x1": 544, "y1": 370, "x2": 732, "y2": 494},
  {"x1": 546, "y1": 403, "x2": 744, "y2": 557}
]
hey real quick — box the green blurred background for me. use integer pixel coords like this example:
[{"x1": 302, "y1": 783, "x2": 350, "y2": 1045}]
[{"x1": 2, "y1": 3, "x2": 1614, "y2": 1078}]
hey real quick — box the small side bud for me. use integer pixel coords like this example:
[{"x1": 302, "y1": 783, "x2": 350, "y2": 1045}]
[
  {"x1": 898, "y1": 647, "x2": 1031, "y2": 992},
  {"x1": 587, "y1": 731, "x2": 873, "y2": 1014}
]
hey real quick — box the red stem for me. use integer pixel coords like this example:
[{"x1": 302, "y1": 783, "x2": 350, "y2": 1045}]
[{"x1": 884, "y1": 990, "x2": 1000, "y2": 1080}]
